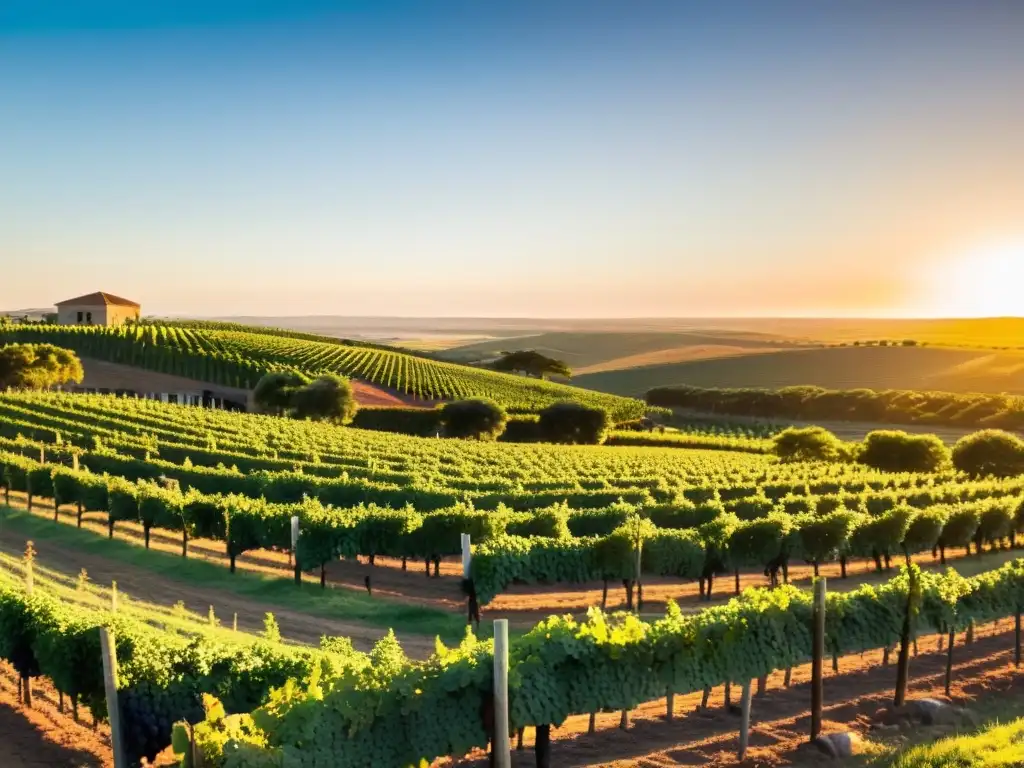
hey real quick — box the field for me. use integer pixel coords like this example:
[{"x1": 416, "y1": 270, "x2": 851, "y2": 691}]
[
  {"x1": 0, "y1": 385, "x2": 1023, "y2": 766},
  {"x1": 574, "y1": 345, "x2": 1024, "y2": 398},
  {"x1": 0, "y1": 323, "x2": 644, "y2": 420}
]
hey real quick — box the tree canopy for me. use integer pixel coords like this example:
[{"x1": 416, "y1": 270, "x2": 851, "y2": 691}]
[
  {"x1": 492, "y1": 350, "x2": 571, "y2": 379},
  {"x1": 0, "y1": 343, "x2": 84, "y2": 390},
  {"x1": 291, "y1": 375, "x2": 359, "y2": 425},
  {"x1": 439, "y1": 398, "x2": 508, "y2": 440},
  {"x1": 538, "y1": 401, "x2": 610, "y2": 445},
  {"x1": 951, "y1": 430, "x2": 1024, "y2": 478},
  {"x1": 253, "y1": 370, "x2": 312, "y2": 416}
]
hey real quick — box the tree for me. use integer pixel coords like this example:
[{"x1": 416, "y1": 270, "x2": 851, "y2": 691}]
[
  {"x1": 772, "y1": 426, "x2": 844, "y2": 463},
  {"x1": 538, "y1": 401, "x2": 610, "y2": 445},
  {"x1": 0, "y1": 343, "x2": 84, "y2": 390},
  {"x1": 492, "y1": 350, "x2": 572, "y2": 379},
  {"x1": 858, "y1": 430, "x2": 950, "y2": 473},
  {"x1": 291, "y1": 375, "x2": 358, "y2": 424},
  {"x1": 253, "y1": 370, "x2": 311, "y2": 416},
  {"x1": 951, "y1": 430, "x2": 1024, "y2": 478},
  {"x1": 439, "y1": 399, "x2": 508, "y2": 440}
]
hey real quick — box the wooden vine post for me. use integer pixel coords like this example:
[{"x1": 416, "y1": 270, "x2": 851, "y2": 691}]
[
  {"x1": 461, "y1": 534, "x2": 472, "y2": 579},
  {"x1": 893, "y1": 568, "x2": 917, "y2": 707},
  {"x1": 492, "y1": 619, "x2": 511, "y2": 768},
  {"x1": 1016, "y1": 609, "x2": 1022, "y2": 668},
  {"x1": 738, "y1": 679, "x2": 753, "y2": 761},
  {"x1": 810, "y1": 577, "x2": 826, "y2": 741},
  {"x1": 100, "y1": 628, "x2": 127, "y2": 768},
  {"x1": 944, "y1": 629, "x2": 955, "y2": 696},
  {"x1": 291, "y1": 516, "x2": 301, "y2": 585},
  {"x1": 24, "y1": 540, "x2": 35, "y2": 596}
]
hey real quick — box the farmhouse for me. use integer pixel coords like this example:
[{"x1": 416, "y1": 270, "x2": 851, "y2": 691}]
[{"x1": 55, "y1": 291, "x2": 141, "y2": 326}]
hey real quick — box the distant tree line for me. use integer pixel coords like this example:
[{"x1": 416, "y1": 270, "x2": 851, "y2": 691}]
[
  {"x1": 773, "y1": 425, "x2": 1024, "y2": 478},
  {"x1": 647, "y1": 384, "x2": 1024, "y2": 432},
  {"x1": 491, "y1": 350, "x2": 572, "y2": 379}
]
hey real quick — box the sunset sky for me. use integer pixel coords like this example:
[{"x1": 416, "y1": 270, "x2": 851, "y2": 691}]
[{"x1": 2, "y1": 1, "x2": 1022, "y2": 318}]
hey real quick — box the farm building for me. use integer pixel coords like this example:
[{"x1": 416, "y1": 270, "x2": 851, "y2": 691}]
[{"x1": 55, "y1": 291, "x2": 141, "y2": 326}]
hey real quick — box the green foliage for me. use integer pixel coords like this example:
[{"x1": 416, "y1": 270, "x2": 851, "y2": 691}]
[
  {"x1": 492, "y1": 350, "x2": 572, "y2": 379},
  {"x1": 859, "y1": 430, "x2": 951, "y2": 473},
  {"x1": 252, "y1": 371, "x2": 311, "y2": 416},
  {"x1": 0, "y1": 323, "x2": 643, "y2": 419},
  {"x1": 188, "y1": 561, "x2": 1024, "y2": 768},
  {"x1": 0, "y1": 343, "x2": 84, "y2": 390},
  {"x1": 952, "y1": 430, "x2": 1024, "y2": 478},
  {"x1": 888, "y1": 716, "x2": 1024, "y2": 768},
  {"x1": 438, "y1": 398, "x2": 508, "y2": 441},
  {"x1": 795, "y1": 510, "x2": 860, "y2": 565},
  {"x1": 538, "y1": 401, "x2": 611, "y2": 445},
  {"x1": 291, "y1": 375, "x2": 358, "y2": 425},
  {"x1": 727, "y1": 514, "x2": 791, "y2": 569},
  {"x1": 647, "y1": 384, "x2": 1024, "y2": 433},
  {"x1": 772, "y1": 426, "x2": 844, "y2": 463},
  {"x1": 849, "y1": 505, "x2": 915, "y2": 560}
]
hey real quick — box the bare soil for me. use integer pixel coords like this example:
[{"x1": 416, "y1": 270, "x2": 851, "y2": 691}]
[{"x1": 0, "y1": 661, "x2": 111, "y2": 768}]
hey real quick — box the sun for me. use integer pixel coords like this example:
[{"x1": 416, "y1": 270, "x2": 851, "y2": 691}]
[{"x1": 925, "y1": 237, "x2": 1024, "y2": 318}]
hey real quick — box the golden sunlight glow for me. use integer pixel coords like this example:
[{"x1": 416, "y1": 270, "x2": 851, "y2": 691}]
[{"x1": 925, "y1": 237, "x2": 1024, "y2": 317}]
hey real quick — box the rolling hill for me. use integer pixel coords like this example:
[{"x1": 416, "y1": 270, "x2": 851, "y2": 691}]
[
  {"x1": 0, "y1": 322, "x2": 645, "y2": 420},
  {"x1": 574, "y1": 344, "x2": 1024, "y2": 397},
  {"x1": 439, "y1": 330, "x2": 799, "y2": 371}
]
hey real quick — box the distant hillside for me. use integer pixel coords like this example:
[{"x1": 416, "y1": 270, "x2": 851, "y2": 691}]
[
  {"x1": 0, "y1": 322, "x2": 645, "y2": 420},
  {"x1": 574, "y1": 345, "x2": 1024, "y2": 397},
  {"x1": 440, "y1": 330, "x2": 798, "y2": 371}
]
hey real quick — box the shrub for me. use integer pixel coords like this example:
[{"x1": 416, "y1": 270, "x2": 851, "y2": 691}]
[
  {"x1": 538, "y1": 402, "x2": 610, "y2": 445},
  {"x1": 772, "y1": 426, "x2": 844, "y2": 462},
  {"x1": 974, "y1": 499, "x2": 1015, "y2": 550},
  {"x1": 849, "y1": 506, "x2": 914, "y2": 567},
  {"x1": 951, "y1": 430, "x2": 1024, "y2": 478},
  {"x1": 292, "y1": 375, "x2": 358, "y2": 425},
  {"x1": 252, "y1": 370, "x2": 311, "y2": 416},
  {"x1": 902, "y1": 507, "x2": 947, "y2": 555},
  {"x1": 796, "y1": 511, "x2": 859, "y2": 571},
  {"x1": 938, "y1": 505, "x2": 981, "y2": 556},
  {"x1": 438, "y1": 399, "x2": 508, "y2": 441},
  {"x1": 858, "y1": 430, "x2": 950, "y2": 473}
]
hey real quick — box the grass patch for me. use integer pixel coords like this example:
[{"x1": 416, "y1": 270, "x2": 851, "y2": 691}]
[
  {"x1": 0, "y1": 505, "x2": 466, "y2": 642},
  {"x1": 887, "y1": 718, "x2": 1024, "y2": 767},
  {"x1": 856, "y1": 694, "x2": 1024, "y2": 768}
]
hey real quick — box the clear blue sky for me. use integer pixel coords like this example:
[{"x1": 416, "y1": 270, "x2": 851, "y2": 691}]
[{"x1": 2, "y1": 1, "x2": 1023, "y2": 317}]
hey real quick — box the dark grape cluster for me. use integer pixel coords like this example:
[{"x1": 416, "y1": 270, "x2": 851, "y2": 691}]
[{"x1": 119, "y1": 681, "x2": 203, "y2": 766}]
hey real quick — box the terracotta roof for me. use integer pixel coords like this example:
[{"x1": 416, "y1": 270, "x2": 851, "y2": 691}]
[{"x1": 55, "y1": 292, "x2": 140, "y2": 308}]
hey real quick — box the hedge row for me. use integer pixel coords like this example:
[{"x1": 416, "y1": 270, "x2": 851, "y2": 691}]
[
  {"x1": 186, "y1": 561, "x2": 1024, "y2": 767},
  {"x1": 649, "y1": 384, "x2": 1024, "y2": 432},
  {"x1": 0, "y1": 576, "x2": 364, "y2": 767}
]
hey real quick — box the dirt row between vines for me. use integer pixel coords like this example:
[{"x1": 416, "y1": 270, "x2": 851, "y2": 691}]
[{"x1": 0, "y1": 661, "x2": 111, "y2": 768}]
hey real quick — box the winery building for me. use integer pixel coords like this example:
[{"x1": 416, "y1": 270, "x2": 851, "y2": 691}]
[{"x1": 55, "y1": 292, "x2": 141, "y2": 326}]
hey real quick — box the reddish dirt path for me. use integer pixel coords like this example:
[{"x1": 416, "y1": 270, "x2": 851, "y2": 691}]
[
  {"x1": 451, "y1": 621, "x2": 1024, "y2": 767},
  {"x1": 0, "y1": 662, "x2": 111, "y2": 768},
  {"x1": 350, "y1": 379, "x2": 436, "y2": 408}
]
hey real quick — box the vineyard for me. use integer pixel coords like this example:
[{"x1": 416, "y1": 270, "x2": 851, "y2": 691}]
[
  {"x1": 1, "y1": 390, "x2": 1024, "y2": 766},
  {"x1": 0, "y1": 323, "x2": 645, "y2": 419}
]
